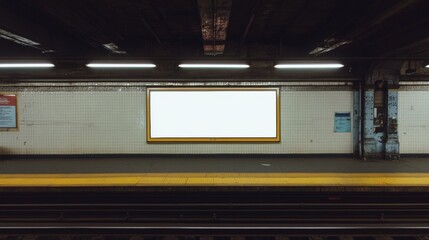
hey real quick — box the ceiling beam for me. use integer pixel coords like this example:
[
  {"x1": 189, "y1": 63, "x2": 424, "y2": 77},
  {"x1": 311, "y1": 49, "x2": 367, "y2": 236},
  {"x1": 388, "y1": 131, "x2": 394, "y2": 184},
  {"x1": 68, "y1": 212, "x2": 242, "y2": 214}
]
[
  {"x1": 0, "y1": 1, "x2": 81, "y2": 54},
  {"x1": 36, "y1": 1, "x2": 126, "y2": 54},
  {"x1": 309, "y1": 0, "x2": 422, "y2": 56},
  {"x1": 240, "y1": 0, "x2": 263, "y2": 45},
  {"x1": 388, "y1": 37, "x2": 429, "y2": 56},
  {"x1": 139, "y1": 12, "x2": 163, "y2": 46}
]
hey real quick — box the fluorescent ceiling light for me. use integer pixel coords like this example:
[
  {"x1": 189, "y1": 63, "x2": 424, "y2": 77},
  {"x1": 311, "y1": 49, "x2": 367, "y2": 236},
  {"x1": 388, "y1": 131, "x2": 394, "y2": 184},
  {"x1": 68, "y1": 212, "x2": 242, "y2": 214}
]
[
  {"x1": 178, "y1": 64, "x2": 250, "y2": 68},
  {"x1": 274, "y1": 63, "x2": 344, "y2": 69},
  {"x1": 0, "y1": 63, "x2": 54, "y2": 68},
  {"x1": 86, "y1": 63, "x2": 156, "y2": 68}
]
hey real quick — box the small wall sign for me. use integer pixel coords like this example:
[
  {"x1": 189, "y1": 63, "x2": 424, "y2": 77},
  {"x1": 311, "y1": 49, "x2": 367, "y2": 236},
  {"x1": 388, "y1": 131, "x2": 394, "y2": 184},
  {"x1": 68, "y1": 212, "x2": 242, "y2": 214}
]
[
  {"x1": 334, "y1": 112, "x2": 351, "y2": 133},
  {"x1": 0, "y1": 93, "x2": 18, "y2": 130}
]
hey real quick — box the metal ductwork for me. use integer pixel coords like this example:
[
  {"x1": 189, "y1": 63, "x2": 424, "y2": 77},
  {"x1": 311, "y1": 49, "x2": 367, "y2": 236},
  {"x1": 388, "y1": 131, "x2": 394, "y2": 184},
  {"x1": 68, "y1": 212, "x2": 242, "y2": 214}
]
[{"x1": 197, "y1": 0, "x2": 232, "y2": 56}]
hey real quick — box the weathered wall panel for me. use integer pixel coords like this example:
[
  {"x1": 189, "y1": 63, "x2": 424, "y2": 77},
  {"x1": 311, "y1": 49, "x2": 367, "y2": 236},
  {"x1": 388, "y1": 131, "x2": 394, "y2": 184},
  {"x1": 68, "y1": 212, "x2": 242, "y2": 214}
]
[{"x1": 398, "y1": 90, "x2": 429, "y2": 154}]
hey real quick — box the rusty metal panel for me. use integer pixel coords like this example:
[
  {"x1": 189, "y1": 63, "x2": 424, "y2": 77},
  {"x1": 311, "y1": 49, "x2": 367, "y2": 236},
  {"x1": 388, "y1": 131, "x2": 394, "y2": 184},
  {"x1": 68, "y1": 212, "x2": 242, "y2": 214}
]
[{"x1": 198, "y1": 0, "x2": 232, "y2": 55}]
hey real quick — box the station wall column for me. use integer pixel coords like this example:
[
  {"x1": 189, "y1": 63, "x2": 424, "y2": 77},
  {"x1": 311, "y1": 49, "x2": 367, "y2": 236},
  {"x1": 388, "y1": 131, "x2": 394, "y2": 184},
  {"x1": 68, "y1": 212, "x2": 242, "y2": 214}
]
[
  {"x1": 385, "y1": 89, "x2": 399, "y2": 159},
  {"x1": 362, "y1": 61, "x2": 400, "y2": 160}
]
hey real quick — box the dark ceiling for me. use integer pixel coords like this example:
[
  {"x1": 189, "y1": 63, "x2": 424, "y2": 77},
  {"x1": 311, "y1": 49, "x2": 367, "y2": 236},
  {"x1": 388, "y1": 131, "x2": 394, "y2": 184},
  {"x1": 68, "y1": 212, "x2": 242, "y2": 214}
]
[{"x1": 0, "y1": 0, "x2": 429, "y2": 60}]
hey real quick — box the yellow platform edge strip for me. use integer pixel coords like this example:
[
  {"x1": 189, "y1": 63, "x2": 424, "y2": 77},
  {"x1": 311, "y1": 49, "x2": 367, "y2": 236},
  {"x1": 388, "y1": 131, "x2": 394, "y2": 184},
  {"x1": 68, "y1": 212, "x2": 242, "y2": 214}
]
[{"x1": 1, "y1": 173, "x2": 429, "y2": 187}]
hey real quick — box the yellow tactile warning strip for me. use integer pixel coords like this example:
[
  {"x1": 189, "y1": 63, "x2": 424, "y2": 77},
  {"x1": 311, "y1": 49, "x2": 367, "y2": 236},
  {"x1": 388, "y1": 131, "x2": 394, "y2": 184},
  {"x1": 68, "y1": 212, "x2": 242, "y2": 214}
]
[{"x1": 1, "y1": 173, "x2": 429, "y2": 187}]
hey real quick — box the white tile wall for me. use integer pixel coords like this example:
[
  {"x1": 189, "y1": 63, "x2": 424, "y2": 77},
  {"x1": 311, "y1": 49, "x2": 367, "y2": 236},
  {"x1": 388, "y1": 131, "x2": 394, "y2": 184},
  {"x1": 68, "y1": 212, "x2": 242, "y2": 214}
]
[
  {"x1": 282, "y1": 91, "x2": 353, "y2": 153},
  {"x1": 1, "y1": 90, "x2": 353, "y2": 154},
  {"x1": 398, "y1": 91, "x2": 429, "y2": 153}
]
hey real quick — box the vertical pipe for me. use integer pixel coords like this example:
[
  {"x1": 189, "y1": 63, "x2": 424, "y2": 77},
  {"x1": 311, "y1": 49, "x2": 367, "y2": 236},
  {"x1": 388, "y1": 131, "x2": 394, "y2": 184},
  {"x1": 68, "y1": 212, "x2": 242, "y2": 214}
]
[
  {"x1": 385, "y1": 89, "x2": 400, "y2": 160},
  {"x1": 353, "y1": 82, "x2": 361, "y2": 157},
  {"x1": 358, "y1": 80, "x2": 363, "y2": 158}
]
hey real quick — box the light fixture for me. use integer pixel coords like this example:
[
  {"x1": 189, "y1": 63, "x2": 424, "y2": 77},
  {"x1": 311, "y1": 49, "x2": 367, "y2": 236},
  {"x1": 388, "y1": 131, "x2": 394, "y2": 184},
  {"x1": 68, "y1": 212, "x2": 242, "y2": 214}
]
[
  {"x1": 102, "y1": 43, "x2": 127, "y2": 54},
  {"x1": 0, "y1": 28, "x2": 55, "y2": 53},
  {"x1": 0, "y1": 63, "x2": 54, "y2": 68},
  {"x1": 0, "y1": 28, "x2": 41, "y2": 47},
  {"x1": 86, "y1": 63, "x2": 156, "y2": 68},
  {"x1": 178, "y1": 64, "x2": 250, "y2": 69},
  {"x1": 274, "y1": 63, "x2": 344, "y2": 69},
  {"x1": 425, "y1": 64, "x2": 429, "y2": 68}
]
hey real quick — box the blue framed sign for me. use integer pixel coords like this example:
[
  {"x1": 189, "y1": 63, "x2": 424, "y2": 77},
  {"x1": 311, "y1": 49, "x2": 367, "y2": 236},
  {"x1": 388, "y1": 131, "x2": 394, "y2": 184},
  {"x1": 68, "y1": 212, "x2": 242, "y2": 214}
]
[{"x1": 334, "y1": 112, "x2": 351, "y2": 133}]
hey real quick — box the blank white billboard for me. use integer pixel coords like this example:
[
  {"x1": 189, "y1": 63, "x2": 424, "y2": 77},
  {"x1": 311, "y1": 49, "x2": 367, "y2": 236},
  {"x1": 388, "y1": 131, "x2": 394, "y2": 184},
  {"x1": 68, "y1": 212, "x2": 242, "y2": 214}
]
[{"x1": 147, "y1": 88, "x2": 280, "y2": 142}]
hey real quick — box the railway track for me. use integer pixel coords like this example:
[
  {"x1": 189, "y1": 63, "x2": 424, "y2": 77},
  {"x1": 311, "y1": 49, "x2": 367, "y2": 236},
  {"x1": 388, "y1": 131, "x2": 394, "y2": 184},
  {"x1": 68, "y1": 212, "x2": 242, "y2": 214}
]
[
  {"x1": 0, "y1": 236, "x2": 428, "y2": 240},
  {"x1": 1, "y1": 191, "x2": 429, "y2": 235}
]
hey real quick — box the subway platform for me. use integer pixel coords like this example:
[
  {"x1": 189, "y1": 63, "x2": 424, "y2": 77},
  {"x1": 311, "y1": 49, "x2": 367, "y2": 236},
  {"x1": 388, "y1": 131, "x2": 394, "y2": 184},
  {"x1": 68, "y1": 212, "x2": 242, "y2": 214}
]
[{"x1": 0, "y1": 155, "x2": 429, "y2": 190}]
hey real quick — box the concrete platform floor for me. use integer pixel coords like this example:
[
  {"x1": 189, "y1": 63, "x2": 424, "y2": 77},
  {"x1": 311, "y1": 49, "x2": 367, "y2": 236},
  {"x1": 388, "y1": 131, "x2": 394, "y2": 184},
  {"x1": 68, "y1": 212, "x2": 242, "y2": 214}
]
[{"x1": 0, "y1": 155, "x2": 427, "y2": 174}]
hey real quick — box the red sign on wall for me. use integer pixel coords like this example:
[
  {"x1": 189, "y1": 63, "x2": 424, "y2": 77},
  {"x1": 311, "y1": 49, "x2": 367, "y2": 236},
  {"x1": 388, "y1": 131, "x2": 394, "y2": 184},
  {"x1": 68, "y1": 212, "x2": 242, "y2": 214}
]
[{"x1": 0, "y1": 94, "x2": 18, "y2": 129}]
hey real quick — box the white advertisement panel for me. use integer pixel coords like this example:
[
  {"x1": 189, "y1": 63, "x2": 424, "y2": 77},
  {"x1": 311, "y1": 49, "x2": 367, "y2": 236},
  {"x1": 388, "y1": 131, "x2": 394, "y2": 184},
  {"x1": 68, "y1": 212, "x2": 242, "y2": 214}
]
[{"x1": 147, "y1": 88, "x2": 280, "y2": 142}]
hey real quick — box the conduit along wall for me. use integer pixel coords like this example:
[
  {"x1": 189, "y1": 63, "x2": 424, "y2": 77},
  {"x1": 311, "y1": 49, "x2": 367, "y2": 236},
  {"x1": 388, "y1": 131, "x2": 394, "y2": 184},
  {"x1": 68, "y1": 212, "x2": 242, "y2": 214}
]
[{"x1": 0, "y1": 82, "x2": 354, "y2": 155}]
